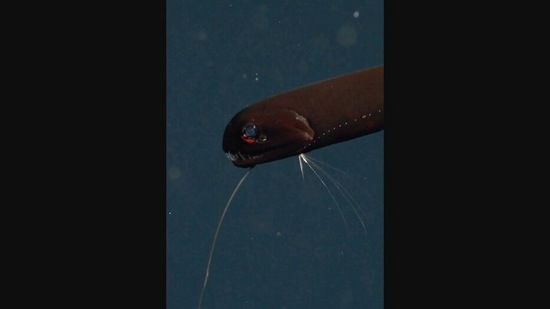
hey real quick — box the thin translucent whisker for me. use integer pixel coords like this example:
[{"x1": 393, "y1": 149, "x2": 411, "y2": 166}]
[
  {"x1": 198, "y1": 168, "x2": 253, "y2": 309},
  {"x1": 299, "y1": 154, "x2": 349, "y2": 231},
  {"x1": 305, "y1": 157, "x2": 368, "y2": 236},
  {"x1": 299, "y1": 154, "x2": 369, "y2": 237}
]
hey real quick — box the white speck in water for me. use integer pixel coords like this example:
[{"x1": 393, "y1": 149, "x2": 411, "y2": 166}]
[{"x1": 353, "y1": 11, "x2": 360, "y2": 18}]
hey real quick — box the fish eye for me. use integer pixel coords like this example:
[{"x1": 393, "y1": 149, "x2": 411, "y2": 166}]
[
  {"x1": 240, "y1": 123, "x2": 267, "y2": 144},
  {"x1": 242, "y1": 123, "x2": 258, "y2": 138}
]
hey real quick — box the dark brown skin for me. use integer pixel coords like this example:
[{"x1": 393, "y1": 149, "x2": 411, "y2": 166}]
[{"x1": 222, "y1": 65, "x2": 384, "y2": 168}]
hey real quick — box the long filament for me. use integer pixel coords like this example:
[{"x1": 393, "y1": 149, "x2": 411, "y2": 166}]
[{"x1": 197, "y1": 168, "x2": 252, "y2": 309}]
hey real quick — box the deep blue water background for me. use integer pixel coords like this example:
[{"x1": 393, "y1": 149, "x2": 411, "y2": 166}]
[{"x1": 167, "y1": 1, "x2": 383, "y2": 308}]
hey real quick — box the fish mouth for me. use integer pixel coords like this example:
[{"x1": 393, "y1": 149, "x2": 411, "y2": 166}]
[
  {"x1": 225, "y1": 145, "x2": 305, "y2": 168},
  {"x1": 225, "y1": 151, "x2": 261, "y2": 164},
  {"x1": 225, "y1": 149, "x2": 270, "y2": 168}
]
